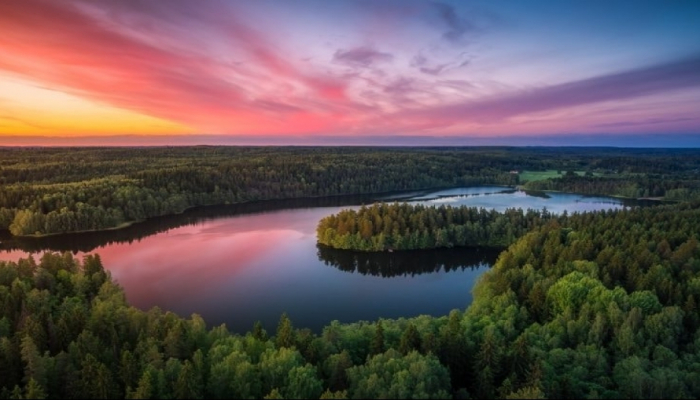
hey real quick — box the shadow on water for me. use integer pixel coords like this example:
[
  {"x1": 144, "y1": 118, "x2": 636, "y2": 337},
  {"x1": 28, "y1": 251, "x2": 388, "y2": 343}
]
[{"x1": 316, "y1": 244, "x2": 502, "y2": 278}]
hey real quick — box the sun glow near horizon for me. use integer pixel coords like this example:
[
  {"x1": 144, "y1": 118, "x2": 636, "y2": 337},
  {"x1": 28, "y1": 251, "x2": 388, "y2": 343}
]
[{"x1": 0, "y1": 75, "x2": 192, "y2": 136}]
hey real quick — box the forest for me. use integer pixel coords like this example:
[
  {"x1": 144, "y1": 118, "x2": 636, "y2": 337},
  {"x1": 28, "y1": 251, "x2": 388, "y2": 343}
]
[
  {"x1": 0, "y1": 147, "x2": 517, "y2": 236},
  {"x1": 1, "y1": 146, "x2": 700, "y2": 236},
  {"x1": 316, "y1": 203, "x2": 557, "y2": 251},
  {"x1": 522, "y1": 174, "x2": 700, "y2": 200},
  {"x1": 2, "y1": 146, "x2": 700, "y2": 399},
  {"x1": 2, "y1": 198, "x2": 700, "y2": 398}
]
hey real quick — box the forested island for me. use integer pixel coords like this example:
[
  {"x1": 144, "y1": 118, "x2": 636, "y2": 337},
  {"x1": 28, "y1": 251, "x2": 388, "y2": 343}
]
[
  {"x1": 317, "y1": 203, "x2": 556, "y2": 251},
  {"x1": 1, "y1": 147, "x2": 700, "y2": 236},
  {"x1": 2, "y1": 199, "x2": 700, "y2": 398}
]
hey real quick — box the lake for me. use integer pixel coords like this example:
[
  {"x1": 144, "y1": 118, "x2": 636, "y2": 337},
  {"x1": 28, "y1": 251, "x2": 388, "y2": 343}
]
[{"x1": 0, "y1": 186, "x2": 636, "y2": 333}]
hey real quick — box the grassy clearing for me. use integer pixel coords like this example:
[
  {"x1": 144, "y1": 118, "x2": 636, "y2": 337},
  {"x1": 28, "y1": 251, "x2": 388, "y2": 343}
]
[
  {"x1": 519, "y1": 169, "x2": 604, "y2": 183},
  {"x1": 519, "y1": 170, "x2": 563, "y2": 182}
]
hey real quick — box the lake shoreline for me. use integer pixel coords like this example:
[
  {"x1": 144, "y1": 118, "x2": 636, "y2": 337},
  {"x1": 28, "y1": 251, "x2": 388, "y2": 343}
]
[
  {"x1": 8, "y1": 184, "x2": 516, "y2": 238},
  {"x1": 7, "y1": 183, "x2": 660, "y2": 240},
  {"x1": 0, "y1": 186, "x2": 639, "y2": 334},
  {"x1": 515, "y1": 185, "x2": 669, "y2": 202}
]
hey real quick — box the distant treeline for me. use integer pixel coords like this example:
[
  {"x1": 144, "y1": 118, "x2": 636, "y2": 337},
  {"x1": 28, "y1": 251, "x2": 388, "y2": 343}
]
[
  {"x1": 3, "y1": 200, "x2": 700, "y2": 398},
  {"x1": 1, "y1": 147, "x2": 524, "y2": 236},
  {"x1": 2, "y1": 146, "x2": 700, "y2": 236},
  {"x1": 316, "y1": 203, "x2": 557, "y2": 251},
  {"x1": 523, "y1": 175, "x2": 700, "y2": 200}
]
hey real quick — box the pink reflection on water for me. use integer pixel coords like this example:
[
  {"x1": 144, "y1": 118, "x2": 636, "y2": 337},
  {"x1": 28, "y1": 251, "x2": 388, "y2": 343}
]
[
  {"x1": 0, "y1": 249, "x2": 40, "y2": 264},
  {"x1": 0, "y1": 212, "x2": 306, "y2": 311}
]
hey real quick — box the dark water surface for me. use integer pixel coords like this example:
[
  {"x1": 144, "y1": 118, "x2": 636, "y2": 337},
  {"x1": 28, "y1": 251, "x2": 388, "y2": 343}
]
[{"x1": 0, "y1": 187, "x2": 635, "y2": 333}]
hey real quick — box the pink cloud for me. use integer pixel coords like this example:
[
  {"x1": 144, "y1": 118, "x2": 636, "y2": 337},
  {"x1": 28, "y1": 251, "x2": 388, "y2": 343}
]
[{"x1": 0, "y1": 0, "x2": 357, "y2": 134}]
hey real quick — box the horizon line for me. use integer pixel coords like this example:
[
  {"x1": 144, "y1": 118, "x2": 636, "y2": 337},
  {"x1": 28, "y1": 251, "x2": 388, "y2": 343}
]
[{"x1": 2, "y1": 133, "x2": 700, "y2": 148}]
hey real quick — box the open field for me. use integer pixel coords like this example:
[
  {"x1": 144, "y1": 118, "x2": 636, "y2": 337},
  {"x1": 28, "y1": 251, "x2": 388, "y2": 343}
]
[
  {"x1": 519, "y1": 169, "x2": 605, "y2": 183},
  {"x1": 519, "y1": 169, "x2": 565, "y2": 182}
]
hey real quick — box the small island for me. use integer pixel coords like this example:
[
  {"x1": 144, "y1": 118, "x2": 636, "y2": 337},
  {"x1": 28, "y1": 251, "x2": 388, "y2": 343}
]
[{"x1": 316, "y1": 202, "x2": 556, "y2": 252}]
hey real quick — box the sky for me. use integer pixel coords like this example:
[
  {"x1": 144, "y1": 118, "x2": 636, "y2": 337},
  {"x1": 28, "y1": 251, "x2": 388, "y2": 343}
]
[{"x1": 1, "y1": 0, "x2": 699, "y2": 146}]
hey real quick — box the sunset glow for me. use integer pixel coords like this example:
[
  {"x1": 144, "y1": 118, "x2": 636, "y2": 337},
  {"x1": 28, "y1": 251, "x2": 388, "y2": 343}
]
[{"x1": 1, "y1": 0, "x2": 699, "y2": 145}]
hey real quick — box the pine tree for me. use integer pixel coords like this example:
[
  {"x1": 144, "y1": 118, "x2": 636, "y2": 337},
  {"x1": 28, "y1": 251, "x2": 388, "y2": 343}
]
[
  {"x1": 275, "y1": 313, "x2": 295, "y2": 349},
  {"x1": 370, "y1": 321, "x2": 385, "y2": 355},
  {"x1": 174, "y1": 361, "x2": 202, "y2": 399},
  {"x1": 399, "y1": 323, "x2": 422, "y2": 355},
  {"x1": 253, "y1": 320, "x2": 268, "y2": 341},
  {"x1": 24, "y1": 378, "x2": 46, "y2": 400},
  {"x1": 131, "y1": 370, "x2": 153, "y2": 400}
]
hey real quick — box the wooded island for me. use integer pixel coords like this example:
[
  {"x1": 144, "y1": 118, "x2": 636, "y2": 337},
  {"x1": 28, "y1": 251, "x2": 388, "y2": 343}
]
[{"x1": 316, "y1": 203, "x2": 556, "y2": 251}]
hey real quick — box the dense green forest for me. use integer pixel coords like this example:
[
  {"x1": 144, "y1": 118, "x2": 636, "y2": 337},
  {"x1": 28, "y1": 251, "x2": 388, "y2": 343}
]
[
  {"x1": 1, "y1": 146, "x2": 700, "y2": 236},
  {"x1": 522, "y1": 174, "x2": 700, "y2": 200},
  {"x1": 3, "y1": 200, "x2": 700, "y2": 398},
  {"x1": 0, "y1": 147, "x2": 518, "y2": 236},
  {"x1": 316, "y1": 203, "x2": 557, "y2": 251}
]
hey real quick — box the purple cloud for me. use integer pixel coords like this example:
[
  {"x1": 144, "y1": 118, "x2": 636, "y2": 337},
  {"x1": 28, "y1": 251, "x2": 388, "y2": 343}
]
[
  {"x1": 592, "y1": 117, "x2": 698, "y2": 129},
  {"x1": 420, "y1": 64, "x2": 449, "y2": 76},
  {"x1": 409, "y1": 55, "x2": 700, "y2": 123},
  {"x1": 383, "y1": 78, "x2": 415, "y2": 95},
  {"x1": 410, "y1": 54, "x2": 428, "y2": 67},
  {"x1": 333, "y1": 46, "x2": 393, "y2": 67},
  {"x1": 432, "y1": 2, "x2": 477, "y2": 43},
  {"x1": 411, "y1": 51, "x2": 472, "y2": 76}
]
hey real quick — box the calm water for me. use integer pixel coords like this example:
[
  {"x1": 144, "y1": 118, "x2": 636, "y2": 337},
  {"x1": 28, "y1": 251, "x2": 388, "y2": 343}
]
[{"x1": 0, "y1": 187, "x2": 635, "y2": 333}]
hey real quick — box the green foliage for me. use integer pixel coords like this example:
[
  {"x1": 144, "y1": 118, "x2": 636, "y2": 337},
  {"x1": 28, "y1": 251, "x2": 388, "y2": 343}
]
[
  {"x1": 317, "y1": 202, "x2": 556, "y2": 251},
  {"x1": 465, "y1": 200, "x2": 700, "y2": 399},
  {"x1": 346, "y1": 349, "x2": 451, "y2": 399},
  {"x1": 24, "y1": 377, "x2": 46, "y2": 400},
  {"x1": 320, "y1": 388, "x2": 348, "y2": 399},
  {"x1": 284, "y1": 364, "x2": 323, "y2": 399},
  {"x1": 275, "y1": 313, "x2": 295, "y2": 349},
  {"x1": 523, "y1": 173, "x2": 700, "y2": 201},
  {"x1": 263, "y1": 388, "x2": 284, "y2": 399},
  {"x1": 504, "y1": 385, "x2": 545, "y2": 399},
  {"x1": 398, "y1": 323, "x2": 421, "y2": 355},
  {"x1": 253, "y1": 321, "x2": 268, "y2": 342},
  {"x1": 370, "y1": 321, "x2": 384, "y2": 356},
  {"x1": 518, "y1": 169, "x2": 565, "y2": 182},
  {"x1": 3, "y1": 147, "x2": 698, "y2": 236},
  {"x1": 0, "y1": 147, "x2": 525, "y2": 235},
  {"x1": 3, "y1": 177, "x2": 700, "y2": 398}
]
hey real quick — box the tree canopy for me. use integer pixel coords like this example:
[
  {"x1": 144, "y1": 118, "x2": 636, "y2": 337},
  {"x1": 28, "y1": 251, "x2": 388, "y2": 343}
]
[
  {"x1": 2, "y1": 146, "x2": 699, "y2": 236},
  {"x1": 317, "y1": 203, "x2": 555, "y2": 251},
  {"x1": 2, "y1": 198, "x2": 700, "y2": 398}
]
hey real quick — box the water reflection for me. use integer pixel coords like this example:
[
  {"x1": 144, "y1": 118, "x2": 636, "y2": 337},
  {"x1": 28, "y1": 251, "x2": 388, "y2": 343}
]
[
  {"x1": 317, "y1": 244, "x2": 501, "y2": 278},
  {"x1": 0, "y1": 192, "x2": 425, "y2": 253},
  {"x1": 0, "y1": 186, "x2": 647, "y2": 333},
  {"x1": 0, "y1": 186, "x2": 650, "y2": 254}
]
